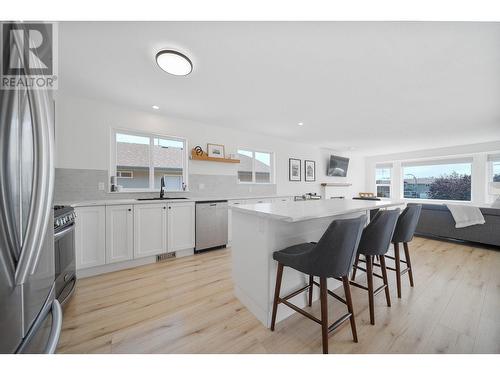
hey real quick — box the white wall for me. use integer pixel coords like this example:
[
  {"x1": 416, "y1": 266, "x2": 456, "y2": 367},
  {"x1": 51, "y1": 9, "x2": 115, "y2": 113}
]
[
  {"x1": 55, "y1": 94, "x2": 365, "y2": 197},
  {"x1": 364, "y1": 141, "x2": 500, "y2": 205}
]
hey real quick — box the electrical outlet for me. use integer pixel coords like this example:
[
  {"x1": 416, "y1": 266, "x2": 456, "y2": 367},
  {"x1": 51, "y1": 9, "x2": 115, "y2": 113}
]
[
  {"x1": 199, "y1": 183, "x2": 205, "y2": 190},
  {"x1": 248, "y1": 186, "x2": 253, "y2": 193},
  {"x1": 98, "y1": 182, "x2": 105, "y2": 191}
]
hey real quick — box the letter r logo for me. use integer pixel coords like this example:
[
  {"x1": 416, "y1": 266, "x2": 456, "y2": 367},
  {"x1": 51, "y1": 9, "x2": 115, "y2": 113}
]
[{"x1": 2, "y1": 23, "x2": 53, "y2": 76}]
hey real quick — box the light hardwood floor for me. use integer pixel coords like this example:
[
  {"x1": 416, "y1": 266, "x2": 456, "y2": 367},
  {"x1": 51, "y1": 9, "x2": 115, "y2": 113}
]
[{"x1": 57, "y1": 237, "x2": 500, "y2": 354}]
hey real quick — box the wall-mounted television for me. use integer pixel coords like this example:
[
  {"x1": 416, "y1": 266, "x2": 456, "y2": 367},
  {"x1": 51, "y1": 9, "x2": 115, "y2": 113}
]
[{"x1": 327, "y1": 155, "x2": 349, "y2": 177}]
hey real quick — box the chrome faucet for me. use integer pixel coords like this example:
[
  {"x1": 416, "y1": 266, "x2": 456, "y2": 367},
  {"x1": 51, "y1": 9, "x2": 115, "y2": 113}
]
[{"x1": 160, "y1": 176, "x2": 165, "y2": 199}]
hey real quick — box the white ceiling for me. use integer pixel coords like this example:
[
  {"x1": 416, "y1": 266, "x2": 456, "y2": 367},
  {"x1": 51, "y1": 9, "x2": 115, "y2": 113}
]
[{"x1": 59, "y1": 22, "x2": 500, "y2": 155}]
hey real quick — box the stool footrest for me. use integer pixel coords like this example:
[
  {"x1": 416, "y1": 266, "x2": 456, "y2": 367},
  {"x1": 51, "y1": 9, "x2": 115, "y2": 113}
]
[
  {"x1": 373, "y1": 284, "x2": 388, "y2": 296},
  {"x1": 349, "y1": 280, "x2": 369, "y2": 291},
  {"x1": 328, "y1": 313, "x2": 352, "y2": 333},
  {"x1": 384, "y1": 254, "x2": 407, "y2": 264},
  {"x1": 353, "y1": 265, "x2": 367, "y2": 273},
  {"x1": 312, "y1": 281, "x2": 347, "y2": 305},
  {"x1": 279, "y1": 299, "x2": 322, "y2": 324},
  {"x1": 277, "y1": 282, "x2": 352, "y2": 334},
  {"x1": 385, "y1": 265, "x2": 410, "y2": 274},
  {"x1": 281, "y1": 284, "x2": 310, "y2": 302}
]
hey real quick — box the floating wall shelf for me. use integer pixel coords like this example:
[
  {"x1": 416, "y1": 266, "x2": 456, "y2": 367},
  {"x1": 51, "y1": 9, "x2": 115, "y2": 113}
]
[
  {"x1": 320, "y1": 182, "x2": 352, "y2": 187},
  {"x1": 190, "y1": 149, "x2": 240, "y2": 163}
]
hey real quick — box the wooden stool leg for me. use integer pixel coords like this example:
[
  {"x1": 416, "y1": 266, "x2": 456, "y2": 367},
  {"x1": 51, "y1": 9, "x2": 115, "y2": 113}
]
[
  {"x1": 403, "y1": 242, "x2": 414, "y2": 287},
  {"x1": 351, "y1": 253, "x2": 360, "y2": 281},
  {"x1": 320, "y1": 277, "x2": 329, "y2": 354},
  {"x1": 366, "y1": 255, "x2": 375, "y2": 325},
  {"x1": 379, "y1": 255, "x2": 391, "y2": 307},
  {"x1": 342, "y1": 276, "x2": 358, "y2": 343},
  {"x1": 308, "y1": 275, "x2": 314, "y2": 307},
  {"x1": 270, "y1": 263, "x2": 284, "y2": 331},
  {"x1": 394, "y1": 242, "x2": 402, "y2": 298}
]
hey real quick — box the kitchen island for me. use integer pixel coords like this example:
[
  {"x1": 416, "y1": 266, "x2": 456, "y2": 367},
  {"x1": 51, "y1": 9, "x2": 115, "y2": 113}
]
[{"x1": 230, "y1": 199, "x2": 403, "y2": 327}]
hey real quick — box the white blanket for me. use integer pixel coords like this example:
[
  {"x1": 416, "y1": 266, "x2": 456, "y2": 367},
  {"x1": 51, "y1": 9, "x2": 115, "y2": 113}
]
[{"x1": 446, "y1": 204, "x2": 485, "y2": 228}]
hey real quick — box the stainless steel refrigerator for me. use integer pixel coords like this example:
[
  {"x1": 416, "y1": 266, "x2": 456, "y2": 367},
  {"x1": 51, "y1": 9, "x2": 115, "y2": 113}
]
[{"x1": 0, "y1": 24, "x2": 62, "y2": 353}]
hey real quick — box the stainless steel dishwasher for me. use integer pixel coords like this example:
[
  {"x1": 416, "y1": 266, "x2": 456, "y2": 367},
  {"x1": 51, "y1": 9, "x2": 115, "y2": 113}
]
[{"x1": 195, "y1": 200, "x2": 228, "y2": 252}]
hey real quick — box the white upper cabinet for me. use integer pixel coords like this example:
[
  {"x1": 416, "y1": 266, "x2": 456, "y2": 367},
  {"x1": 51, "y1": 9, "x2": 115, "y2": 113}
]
[
  {"x1": 167, "y1": 202, "x2": 195, "y2": 252},
  {"x1": 133, "y1": 203, "x2": 168, "y2": 258},
  {"x1": 106, "y1": 205, "x2": 134, "y2": 264},
  {"x1": 75, "y1": 206, "x2": 106, "y2": 269}
]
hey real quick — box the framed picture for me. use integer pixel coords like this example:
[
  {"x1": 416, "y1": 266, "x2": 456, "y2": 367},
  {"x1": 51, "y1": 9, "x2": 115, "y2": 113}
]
[
  {"x1": 207, "y1": 143, "x2": 225, "y2": 158},
  {"x1": 305, "y1": 160, "x2": 316, "y2": 182},
  {"x1": 289, "y1": 158, "x2": 301, "y2": 181}
]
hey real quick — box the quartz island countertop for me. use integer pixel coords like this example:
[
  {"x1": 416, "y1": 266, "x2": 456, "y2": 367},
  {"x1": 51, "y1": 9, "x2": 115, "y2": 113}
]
[{"x1": 231, "y1": 199, "x2": 404, "y2": 222}]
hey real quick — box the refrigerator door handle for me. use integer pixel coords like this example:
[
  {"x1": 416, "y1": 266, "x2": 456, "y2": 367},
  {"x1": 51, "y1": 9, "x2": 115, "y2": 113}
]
[
  {"x1": 12, "y1": 26, "x2": 55, "y2": 285},
  {"x1": 0, "y1": 85, "x2": 18, "y2": 284},
  {"x1": 44, "y1": 300, "x2": 62, "y2": 354}
]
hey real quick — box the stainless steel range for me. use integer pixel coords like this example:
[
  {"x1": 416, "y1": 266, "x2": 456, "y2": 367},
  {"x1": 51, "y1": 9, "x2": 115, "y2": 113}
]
[{"x1": 53, "y1": 206, "x2": 76, "y2": 306}]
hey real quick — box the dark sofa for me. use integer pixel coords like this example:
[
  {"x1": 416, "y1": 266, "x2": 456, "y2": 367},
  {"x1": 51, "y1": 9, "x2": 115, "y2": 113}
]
[{"x1": 415, "y1": 204, "x2": 500, "y2": 247}]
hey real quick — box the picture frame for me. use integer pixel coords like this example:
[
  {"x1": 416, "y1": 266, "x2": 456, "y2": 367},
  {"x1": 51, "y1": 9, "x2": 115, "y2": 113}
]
[
  {"x1": 304, "y1": 160, "x2": 316, "y2": 182},
  {"x1": 207, "y1": 143, "x2": 225, "y2": 158},
  {"x1": 289, "y1": 158, "x2": 301, "y2": 181}
]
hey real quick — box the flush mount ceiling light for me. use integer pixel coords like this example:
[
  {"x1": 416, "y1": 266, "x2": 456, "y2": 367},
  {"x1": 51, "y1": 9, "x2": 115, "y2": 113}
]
[
  {"x1": 155, "y1": 50, "x2": 192, "y2": 76},
  {"x1": 298, "y1": 122, "x2": 304, "y2": 126},
  {"x1": 152, "y1": 105, "x2": 160, "y2": 110}
]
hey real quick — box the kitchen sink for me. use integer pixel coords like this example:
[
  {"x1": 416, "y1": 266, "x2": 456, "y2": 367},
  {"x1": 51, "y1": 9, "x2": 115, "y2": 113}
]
[{"x1": 136, "y1": 197, "x2": 188, "y2": 201}]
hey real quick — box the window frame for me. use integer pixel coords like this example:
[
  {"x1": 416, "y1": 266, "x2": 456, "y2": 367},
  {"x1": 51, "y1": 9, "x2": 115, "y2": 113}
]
[
  {"x1": 236, "y1": 148, "x2": 276, "y2": 185},
  {"x1": 399, "y1": 157, "x2": 473, "y2": 203},
  {"x1": 110, "y1": 128, "x2": 188, "y2": 193},
  {"x1": 488, "y1": 155, "x2": 500, "y2": 184},
  {"x1": 374, "y1": 164, "x2": 392, "y2": 199},
  {"x1": 487, "y1": 154, "x2": 500, "y2": 200}
]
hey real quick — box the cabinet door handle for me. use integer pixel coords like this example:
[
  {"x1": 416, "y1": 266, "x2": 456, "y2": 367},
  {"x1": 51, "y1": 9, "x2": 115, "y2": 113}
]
[
  {"x1": 168, "y1": 206, "x2": 171, "y2": 209},
  {"x1": 128, "y1": 208, "x2": 132, "y2": 212},
  {"x1": 163, "y1": 206, "x2": 166, "y2": 209}
]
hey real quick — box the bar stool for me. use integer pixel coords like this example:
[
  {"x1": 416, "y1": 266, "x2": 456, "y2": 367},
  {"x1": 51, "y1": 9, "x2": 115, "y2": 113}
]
[
  {"x1": 270, "y1": 215, "x2": 366, "y2": 354},
  {"x1": 388, "y1": 204, "x2": 422, "y2": 298},
  {"x1": 350, "y1": 209, "x2": 400, "y2": 325}
]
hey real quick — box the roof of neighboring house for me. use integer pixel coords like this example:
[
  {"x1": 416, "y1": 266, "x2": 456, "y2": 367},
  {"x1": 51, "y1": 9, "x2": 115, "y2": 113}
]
[
  {"x1": 239, "y1": 155, "x2": 271, "y2": 173},
  {"x1": 117, "y1": 142, "x2": 183, "y2": 168},
  {"x1": 403, "y1": 178, "x2": 435, "y2": 184}
]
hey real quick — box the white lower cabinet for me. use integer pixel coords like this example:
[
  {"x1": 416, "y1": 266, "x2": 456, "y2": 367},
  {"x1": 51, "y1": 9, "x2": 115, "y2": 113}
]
[
  {"x1": 106, "y1": 204, "x2": 134, "y2": 263},
  {"x1": 75, "y1": 206, "x2": 106, "y2": 269},
  {"x1": 167, "y1": 202, "x2": 195, "y2": 252},
  {"x1": 133, "y1": 203, "x2": 168, "y2": 258}
]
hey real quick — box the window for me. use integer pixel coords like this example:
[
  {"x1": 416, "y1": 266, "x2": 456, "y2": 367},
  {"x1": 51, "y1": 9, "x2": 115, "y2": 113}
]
[
  {"x1": 112, "y1": 130, "x2": 187, "y2": 192},
  {"x1": 401, "y1": 158, "x2": 472, "y2": 201},
  {"x1": 375, "y1": 164, "x2": 392, "y2": 198},
  {"x1": 488, "y1": 154, "x2": 500, "y2": 183},
  {"x1": 237, "y1": 149, "x2": 274, "y2": 184}
]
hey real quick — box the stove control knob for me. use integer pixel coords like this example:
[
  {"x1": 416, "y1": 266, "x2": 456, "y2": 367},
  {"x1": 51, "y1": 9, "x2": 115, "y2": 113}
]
[{"x1": 56, "y1": 219, "x2": 61, "y2": 227}]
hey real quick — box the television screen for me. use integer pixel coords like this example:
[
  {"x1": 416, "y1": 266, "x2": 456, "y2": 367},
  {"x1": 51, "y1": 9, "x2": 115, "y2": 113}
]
[{"x1": 327, "y1": 155, "x2": 349, "y2": 177}]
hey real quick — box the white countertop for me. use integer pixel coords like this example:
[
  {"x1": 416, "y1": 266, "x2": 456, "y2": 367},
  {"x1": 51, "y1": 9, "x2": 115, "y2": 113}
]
[
  {"x1": 57, "y1": 194, "x2": 293, "y2": 208},
  {"x1": 231, "y1": 199, "x2": 404, "y2": 222}
]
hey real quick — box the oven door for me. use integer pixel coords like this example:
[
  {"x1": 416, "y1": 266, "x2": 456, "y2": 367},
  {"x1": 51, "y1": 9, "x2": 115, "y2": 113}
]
[{"x1": 54, "y1": 223, "x2": 76, "y2": 304}]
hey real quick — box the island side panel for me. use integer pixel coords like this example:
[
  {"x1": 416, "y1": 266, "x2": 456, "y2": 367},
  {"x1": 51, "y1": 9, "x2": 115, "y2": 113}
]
[{"x1": 232, "y1": 210, "x2": 277, "y2": 326}]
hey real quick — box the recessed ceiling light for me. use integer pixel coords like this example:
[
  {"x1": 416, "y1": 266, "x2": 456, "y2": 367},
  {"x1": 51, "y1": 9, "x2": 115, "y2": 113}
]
[
  {"x1": 156, "y1": 50, "x2": 192, "y2": 76},
  {"x1": 298, "y1": 122, "x2": 304, "y2": 126},
  {"x1": 152, "y1": 105, "x2": 160, "y2": 110}
]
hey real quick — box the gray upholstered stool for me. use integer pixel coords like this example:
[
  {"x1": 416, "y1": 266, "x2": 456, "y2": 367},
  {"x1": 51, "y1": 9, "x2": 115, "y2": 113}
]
[
  {"x1": 270, "y1": 215, "x2": 366, "y2": 354},
  {"x1": 350, "y1": 209, "x2": 400, "y2": 325},
  {"x1": 388, "y1": 204, "x2": 422, "y2": 298}
]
